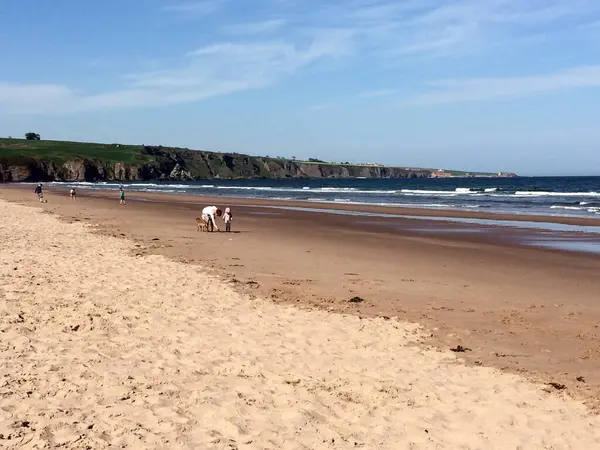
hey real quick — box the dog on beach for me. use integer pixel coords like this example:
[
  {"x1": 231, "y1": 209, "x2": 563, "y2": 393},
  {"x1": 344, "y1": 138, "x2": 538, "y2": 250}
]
[{"x1": 196, "y1": 217, "x2": 208, "y2": 232}]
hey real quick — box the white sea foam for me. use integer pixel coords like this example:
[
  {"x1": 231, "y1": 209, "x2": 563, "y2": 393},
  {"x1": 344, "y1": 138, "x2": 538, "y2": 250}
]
[
  {"x1": 50, "y1": 181, "x2": 99, "y2": 186},
  {"x1": 550, "y1": 206, "x2": 584, "y2": 211},
  {"x1": 323, "y1": 199, "x2": 479, "y2": 209},
  {"x1": 47, "y1": 182, "x2": 498, "y2": 198},
  {"x1": 132, "y1": 185, "x2": 399, "y2": 195},
  {"x1": 399, "y1": 187, "x2": 484, "y2": 195},
  {"x1": 52, "y1": 181, "x2": 216, "y2": 190},
  {"x1": 39, "y1": 181, "x2": 600, "y2": 219},
  {"x1": 515, "y1": 191, "x2": 600, "y2": 197},
  {"x1": 550, "y1": 205, "x2": 600, "y2": 215},
  {"x1": 319, "y1": 187, "x2": 356, "y2": 191},
  {"x1": 400, "y1": 189, "x2": 459, "y2": 195},
  {"x1": 217, "y1": 186, "x2": 272, "y2": 190}
]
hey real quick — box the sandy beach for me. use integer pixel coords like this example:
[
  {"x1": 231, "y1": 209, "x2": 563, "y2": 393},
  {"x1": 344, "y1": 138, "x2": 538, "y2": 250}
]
[{"x1": 1, "y1": 188, "x2": 600, "y2": 448}]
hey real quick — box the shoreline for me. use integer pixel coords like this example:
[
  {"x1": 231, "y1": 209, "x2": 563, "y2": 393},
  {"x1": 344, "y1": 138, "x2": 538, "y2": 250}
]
[
  {"x1": 2, "y1": 185, "x2": 600, "y2": 410},
  {"x1": 8, "y1": 182, "x2": 600, "y2": 227},
  {"x1": 13, "y1": 184, "x2": 600, "y2": 257}
]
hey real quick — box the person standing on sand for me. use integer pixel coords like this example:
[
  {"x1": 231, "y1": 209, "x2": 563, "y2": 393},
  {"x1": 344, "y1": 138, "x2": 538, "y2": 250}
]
[
  {"x1": 202, "y1": 206, "x2": 222, "y2": 232},
  {"x1": 34, "y1": 183, "x2": 44, "y2": 202},
  {"x1": 119, "y1": 186, "x2": 126, "y2": 205},
  {"x1": 223, "y1": 207, "x2": 233, "y2": 232},
  {"x1": 70, "y1": 188, "x2": 76, "y2": 201}
]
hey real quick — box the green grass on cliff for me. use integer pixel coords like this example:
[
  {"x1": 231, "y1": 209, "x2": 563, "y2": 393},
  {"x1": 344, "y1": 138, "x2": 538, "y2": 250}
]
[
  {"x1": 0, "y1": 138, "x2": 150, "y2": 164},
  {"x1": 0, "y1": 137, "x2": 507, "y2": 177}
]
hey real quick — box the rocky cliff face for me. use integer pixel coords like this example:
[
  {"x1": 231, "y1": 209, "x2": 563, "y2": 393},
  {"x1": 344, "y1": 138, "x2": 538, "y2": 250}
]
[
  {"x1": 0, "y1": 158, "x2": 107, "y2": 182},
  {"x1": 0, "y1": 146, "x2": 432, "y2": 182}
]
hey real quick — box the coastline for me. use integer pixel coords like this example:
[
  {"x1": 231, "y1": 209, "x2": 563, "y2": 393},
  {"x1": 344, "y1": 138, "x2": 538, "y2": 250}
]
[
  {"x1": 2, "y1": 185, "x2": 600, "y2": 410},
  {"x1": 12, "y1": 182, "x2": 600, "y2": 226}
]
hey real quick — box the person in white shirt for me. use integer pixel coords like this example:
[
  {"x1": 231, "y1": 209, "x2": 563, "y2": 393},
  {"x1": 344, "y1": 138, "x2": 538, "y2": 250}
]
[{"x1": 201, "y1": 206, "x2": 222, "y2": 232}]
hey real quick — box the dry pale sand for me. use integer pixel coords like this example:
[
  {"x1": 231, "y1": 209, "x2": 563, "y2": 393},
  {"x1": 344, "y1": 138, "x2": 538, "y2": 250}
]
[
  {"x1": 1, "y1": 199, "x2": 599, "y2": 449},
  {"x1": 5, "y1": 187, "x2": 599, "y2": 405}
]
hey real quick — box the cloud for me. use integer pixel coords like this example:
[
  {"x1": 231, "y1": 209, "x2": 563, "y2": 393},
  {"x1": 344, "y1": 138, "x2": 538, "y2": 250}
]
[
  {"x1": 163, "y1": 0, "x2": 224, "y2": 15},
  {"x1": 221, "y1": 19, "x2": 286, "y2": 35},
  {"x1": 308, "y1": 103, "x2": 334, "y2": 111},
  {"x1": 311, "y1": 0, "x2": 600, "y2": 58},
  {"x1": 358, "y1": 89, "x2": 396, "y2": 99},
  {"x1": 0, "y1": 83, "x2": 77, "y2": 115},
  {"x1": 407, "y1": 65, "x2": 600, "y2": 105},
  {"x1": 578, "y1": 19, "x2": 600, "y2": 31},
  {"x1": 0, "y1": 32, "x2": 351, "y2": 115},
  {"x1": 3, "y1": 0, "x2": 600, "y2": 115}
]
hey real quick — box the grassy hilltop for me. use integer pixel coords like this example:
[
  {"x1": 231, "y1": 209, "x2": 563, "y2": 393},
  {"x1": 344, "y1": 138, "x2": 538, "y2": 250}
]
[
  {"x1": 0, "y1": 137, "x2": 513, "y2": 182},
  {"x1": 0, "y1": 138, "x2": 439, "y2": 181},
  {"x1": 0, "y1": 139, "x2": 149, "y2": 165}
]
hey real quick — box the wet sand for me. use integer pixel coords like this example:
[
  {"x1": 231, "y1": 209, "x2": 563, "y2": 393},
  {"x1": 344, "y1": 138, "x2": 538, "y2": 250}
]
[{"x1": 2, "y1": 185, "x2": 600, "y2": 411}]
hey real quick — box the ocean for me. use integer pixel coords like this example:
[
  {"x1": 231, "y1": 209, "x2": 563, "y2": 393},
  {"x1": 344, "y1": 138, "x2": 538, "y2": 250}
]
[{"x1": 49, "y1": 176, "x2": 600, "y2": 218}]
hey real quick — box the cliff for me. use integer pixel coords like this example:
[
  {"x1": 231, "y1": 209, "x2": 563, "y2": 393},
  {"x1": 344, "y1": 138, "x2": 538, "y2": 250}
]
[{"x1": 0, "y1": 139, "x2": 433, "y2": 182}]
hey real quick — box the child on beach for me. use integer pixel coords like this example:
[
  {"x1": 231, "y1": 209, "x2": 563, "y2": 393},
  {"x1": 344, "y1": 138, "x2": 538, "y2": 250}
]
[
  {"x1": 70, "y1": 188, "x2": 76, "y2": 201},
  {"x1": 223, "y1": 207, "x2": 233, "y2": 232},
  {"x1": 119, "y1": 186, "x2": 126, "y2": 205}
]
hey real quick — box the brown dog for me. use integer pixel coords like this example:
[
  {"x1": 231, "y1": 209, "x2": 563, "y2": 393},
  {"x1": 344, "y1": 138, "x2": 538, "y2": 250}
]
[{"x1": 196, "y1": 217, "x2": 208, "y2": 232}]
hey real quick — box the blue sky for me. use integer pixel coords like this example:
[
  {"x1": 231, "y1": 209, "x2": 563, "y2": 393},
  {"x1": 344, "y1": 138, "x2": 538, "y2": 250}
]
[{"x1": 1, "y1": 0, "x2": 600, "y2": 175}]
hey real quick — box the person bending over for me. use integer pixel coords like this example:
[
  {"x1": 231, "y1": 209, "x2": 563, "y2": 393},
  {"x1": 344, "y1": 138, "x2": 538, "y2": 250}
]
[{"x1": 202, "y1": 206, "x2": 222, "y2": 232}]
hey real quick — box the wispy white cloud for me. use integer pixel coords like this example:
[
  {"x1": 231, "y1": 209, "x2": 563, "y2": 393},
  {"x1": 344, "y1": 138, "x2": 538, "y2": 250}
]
[
  {"x1": 314, "y1": 0, "x2": 600, "y2": 58},
  {"x1": 358, "y1": 89, "x2": 396, "y2": 99},
  {"x1": 163, "y1": 0, "x2": 224, "y2": 15},
  {"x1": 124, "y1": 39, "x2": 346, "y2": 94},
  {"x1": 407, "y1": 65, "x2": 600, "y2": 105},
  {"x1": 0, "y1": 83, "x2": 77, "y2": 115},
  {"x1": 0, "y1": 32, "x2": 351, "y2": 115},
  {"x1": 2, "y1": 0, "x2": 600, "y2": 115},
  {"x1": 578, "y1": 19, "x2": 600, "y2": 31},
  {"x1": 308, "y1": 103, "x2": 334, "y2": 111},
  {"x1": 221, "y1": 19, "x2": 286, "y2": 35}
]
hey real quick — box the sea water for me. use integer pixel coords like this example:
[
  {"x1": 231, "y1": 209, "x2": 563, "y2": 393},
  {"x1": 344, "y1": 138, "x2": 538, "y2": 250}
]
[{"x1": 48, "y1": 176, "x2": 600, "y2": 218}]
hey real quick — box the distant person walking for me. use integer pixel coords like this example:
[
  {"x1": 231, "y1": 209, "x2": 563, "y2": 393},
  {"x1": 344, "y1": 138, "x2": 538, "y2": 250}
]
[
  {"x1": 119, "y1": 186, "x2": 126, "y2": 205},
  {"x1": 201, "y1": 205, "x2": 222, "y2": 232},
  {"x1": 223, "y1": 207, "x2": 233, "y2": 232},
  {"x1": 70, "y1": 188, "x2": 77, "y2": 201},
  {"x1": 34, "y1": 183, "x2": 45, "y2": 203}
]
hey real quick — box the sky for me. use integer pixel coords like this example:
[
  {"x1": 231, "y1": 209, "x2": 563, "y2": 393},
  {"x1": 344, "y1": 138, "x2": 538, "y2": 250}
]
[{"x1": 1, "y1": 0, "x2": 600, "y2": 175}]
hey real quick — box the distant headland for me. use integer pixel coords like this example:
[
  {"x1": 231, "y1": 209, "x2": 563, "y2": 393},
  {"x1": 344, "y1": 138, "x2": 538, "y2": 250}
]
[{"x1": 0, "y1": 136, "x2": 517, "y2": 182}]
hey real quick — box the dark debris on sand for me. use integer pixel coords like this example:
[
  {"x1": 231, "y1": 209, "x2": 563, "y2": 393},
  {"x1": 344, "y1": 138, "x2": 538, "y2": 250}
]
[{"x1": 450, "y1": 345, "x2": 472, "y2": 353}]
